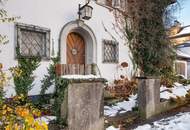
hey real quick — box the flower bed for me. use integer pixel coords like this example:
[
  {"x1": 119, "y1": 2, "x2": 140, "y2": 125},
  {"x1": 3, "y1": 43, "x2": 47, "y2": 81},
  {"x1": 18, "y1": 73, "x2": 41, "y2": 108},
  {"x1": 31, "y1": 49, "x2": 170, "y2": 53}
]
[{"x1": 0, "y1": 94, "x2": 48, "y2": 130}]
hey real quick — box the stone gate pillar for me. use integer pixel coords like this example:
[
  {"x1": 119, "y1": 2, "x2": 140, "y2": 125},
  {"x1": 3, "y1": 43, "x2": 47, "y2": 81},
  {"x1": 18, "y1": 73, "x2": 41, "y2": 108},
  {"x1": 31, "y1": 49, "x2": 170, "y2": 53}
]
[
  {"x1": 61, "y1": 78, "x2": 105, "y2": 130},
  {"x1": 137, "y1": 77, "x2": 160, "y2": 119}
]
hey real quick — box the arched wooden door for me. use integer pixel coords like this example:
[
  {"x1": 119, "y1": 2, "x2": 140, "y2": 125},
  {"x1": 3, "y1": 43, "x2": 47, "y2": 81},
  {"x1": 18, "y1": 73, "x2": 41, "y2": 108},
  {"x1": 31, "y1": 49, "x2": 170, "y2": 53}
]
[{"x1": 66, "y1": 32, "x2": 85, "y2": 64}]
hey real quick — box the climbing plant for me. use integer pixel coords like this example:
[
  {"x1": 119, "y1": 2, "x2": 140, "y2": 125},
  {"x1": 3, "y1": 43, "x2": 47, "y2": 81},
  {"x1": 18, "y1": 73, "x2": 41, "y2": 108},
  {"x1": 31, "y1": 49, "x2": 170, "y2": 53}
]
[
  {"x1": 39, "y1": 55, "x2": 69, "y2": 125},
  {"x1": 0, "y1": 64, "x2": 7, "y2": 105},
  {"x1": 124, "y1": 0, "x2": 178, "y2": 76},
  {"x1": 10, "y1": 47, "x2": 41, "y2": 96},
  {"x1": 52, "y1": 77, "x2": 69, "y2": 126},
  {"x1": 0, "y1": 1, "x2": 20, "y2": 46},
  {"x1": 40, "y1": 56, "x2": 59, "y2": 96},
  {"x1": 0, "y1": 0, "x2": 19, "y2": 98}
]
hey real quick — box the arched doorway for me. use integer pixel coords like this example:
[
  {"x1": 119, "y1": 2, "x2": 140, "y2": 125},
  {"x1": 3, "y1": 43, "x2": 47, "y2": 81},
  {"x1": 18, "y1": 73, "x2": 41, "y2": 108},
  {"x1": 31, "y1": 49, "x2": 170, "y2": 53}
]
[
  {"x1": 59, "y1": 20, "x2": 97, "y2": 65},
  {"x1": 66, "y1": 32, "x2": 85, "y2": 64}
]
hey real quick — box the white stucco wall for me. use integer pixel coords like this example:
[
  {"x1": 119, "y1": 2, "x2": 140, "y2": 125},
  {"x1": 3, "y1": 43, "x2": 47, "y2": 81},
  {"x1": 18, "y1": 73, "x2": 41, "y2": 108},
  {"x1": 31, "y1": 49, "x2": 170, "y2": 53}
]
[{"x1": 0, "y1": 0, "x2": 133, "y2": 97}]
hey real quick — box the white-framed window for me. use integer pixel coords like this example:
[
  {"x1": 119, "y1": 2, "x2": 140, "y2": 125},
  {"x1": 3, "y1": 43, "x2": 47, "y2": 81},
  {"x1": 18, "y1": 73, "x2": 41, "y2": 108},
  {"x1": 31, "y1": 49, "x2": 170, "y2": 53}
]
[
  {"x1": 103, "y1": 39, "x2": 119, "y2": 63},
  {"x1": 16, "y1": 23, "x2": 50, "y2": 60},
  {"x1": 175, "y1": 60, "x2": 187, "y2": 79}
]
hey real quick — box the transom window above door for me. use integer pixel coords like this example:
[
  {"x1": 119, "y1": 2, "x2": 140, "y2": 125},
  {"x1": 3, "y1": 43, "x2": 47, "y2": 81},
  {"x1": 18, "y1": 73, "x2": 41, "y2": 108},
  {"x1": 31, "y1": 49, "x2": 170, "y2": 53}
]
[{"x1": 16, "y1": 23, "x2": 50, "y2": 60}]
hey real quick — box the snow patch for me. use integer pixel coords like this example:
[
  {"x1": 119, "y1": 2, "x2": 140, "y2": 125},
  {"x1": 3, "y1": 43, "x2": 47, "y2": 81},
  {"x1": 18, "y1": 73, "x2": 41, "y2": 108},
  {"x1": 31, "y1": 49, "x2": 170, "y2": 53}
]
[
  {"x1": 134, "y1": 112, "x2": 190, "y2": 130},
  {"x1": 107, "y1": 112, "x2": 190, "y2": 130},
  {"x1": 160, "y1": 82, "x2": 190, "y2": 100},
  {"x1": 61, "y1": 74, "x2": 100, "y2": 79},
  {"x1": 134, "y1": 124, "x2": 152, "y2": 130},
  {"x1": 104, "y1": 94, "x2": 137, "y2": 117},
  {"x1": 106, "y1": 126, "x2": 119, "y2": 130},
  {"x1": 35, "y1": 116, "x2": 56, "y2": 124}
]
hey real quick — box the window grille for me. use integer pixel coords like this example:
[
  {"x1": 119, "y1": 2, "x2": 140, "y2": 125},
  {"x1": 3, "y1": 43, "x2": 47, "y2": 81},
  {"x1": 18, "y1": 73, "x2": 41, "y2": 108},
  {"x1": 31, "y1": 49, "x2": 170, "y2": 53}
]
[
  {"x1": 103, "y1": 39, "x2": 119, "y2": 63},
  {"x1": 16, "y1": 23, "x2": 50, "y2": 60}
]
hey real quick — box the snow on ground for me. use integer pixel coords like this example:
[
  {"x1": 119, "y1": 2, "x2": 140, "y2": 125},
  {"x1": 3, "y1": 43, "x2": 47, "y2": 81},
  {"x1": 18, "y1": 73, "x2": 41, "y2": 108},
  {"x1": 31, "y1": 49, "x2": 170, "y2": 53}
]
[
  {"x1": 160, "y1": 82, "x2": 190, "y2": 100},
  {"x1": 35, "y1": 116, "x2": 56, "y2": 124},
  {"x1": 61, "y1": 74, "x2": 100, "y2": 79},
  {"x1": 134, "y1": 112, "x2": 190, "y2": 130},
  {"x1": 104, "y1": 94, "x2": 137, "y2": 117},
  {"x1": 107, "y1": 112, "x2": 190, "y2": 130},
  {"x1": 106, "y1": 126, "x2": 119, "y2": 130},
  {"x1": 105, "y1": 83, "x2": 190, "y2": 117},
  {"x1": 106, "y1": 83, "x2": 190, "y2": 130}
]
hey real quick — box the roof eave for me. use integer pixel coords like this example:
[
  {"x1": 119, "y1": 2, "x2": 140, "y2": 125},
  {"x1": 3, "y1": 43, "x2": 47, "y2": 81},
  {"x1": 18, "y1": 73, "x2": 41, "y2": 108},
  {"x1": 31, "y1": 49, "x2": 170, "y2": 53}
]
[{"x1": 169, "y1": 33, "x2": 190, "y2": 39}]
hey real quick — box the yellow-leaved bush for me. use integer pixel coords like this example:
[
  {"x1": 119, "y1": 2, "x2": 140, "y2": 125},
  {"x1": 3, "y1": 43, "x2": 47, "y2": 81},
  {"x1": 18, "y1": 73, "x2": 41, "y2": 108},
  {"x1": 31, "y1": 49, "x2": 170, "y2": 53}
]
[{"x1": 0, "y1": 64, "x2": 48, "y2": 130}]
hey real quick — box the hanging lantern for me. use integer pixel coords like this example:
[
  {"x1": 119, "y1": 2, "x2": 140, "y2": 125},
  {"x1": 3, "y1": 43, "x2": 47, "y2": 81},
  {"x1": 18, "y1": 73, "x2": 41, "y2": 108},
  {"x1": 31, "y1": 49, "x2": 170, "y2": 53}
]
[{"x1": 78, "y1": 3, "x2": 93, "y2": 20}]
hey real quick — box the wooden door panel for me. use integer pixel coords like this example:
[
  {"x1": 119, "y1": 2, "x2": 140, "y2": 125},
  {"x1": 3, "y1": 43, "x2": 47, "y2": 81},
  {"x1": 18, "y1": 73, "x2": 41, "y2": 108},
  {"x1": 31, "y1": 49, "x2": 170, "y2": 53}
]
[{"x1": 67, "y1": 32, "x2": 85, "y2": 64}]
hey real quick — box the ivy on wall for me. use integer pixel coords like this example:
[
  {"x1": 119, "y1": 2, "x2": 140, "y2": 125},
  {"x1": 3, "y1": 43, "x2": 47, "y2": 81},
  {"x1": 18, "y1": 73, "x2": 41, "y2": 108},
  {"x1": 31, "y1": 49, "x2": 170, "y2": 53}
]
[
  {"x1": 0, "y1": 6, "x2": 20, "y2": 45},
  {"x1": 125, "y1": 0, "x2": 177, "y2": 77},
  {"x1": 53, "y1": 78, "x2": 69, "y2": 126},
  {"x1": 40, "y1": 56, "x2": 59, "y2": 96},
  {"x1": 11, "y1": 47, "x2": 41, "y2": 96},
  {"x1": 39, "y1": 55, "x2": 69, "y2": 126}
]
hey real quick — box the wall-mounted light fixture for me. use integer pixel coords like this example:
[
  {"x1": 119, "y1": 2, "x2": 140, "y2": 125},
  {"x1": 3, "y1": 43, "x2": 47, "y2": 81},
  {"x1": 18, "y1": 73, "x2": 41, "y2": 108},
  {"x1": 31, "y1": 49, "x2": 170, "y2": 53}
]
[{"x1": 78, "y1": 1, "x2": 93, "y2": 20}]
